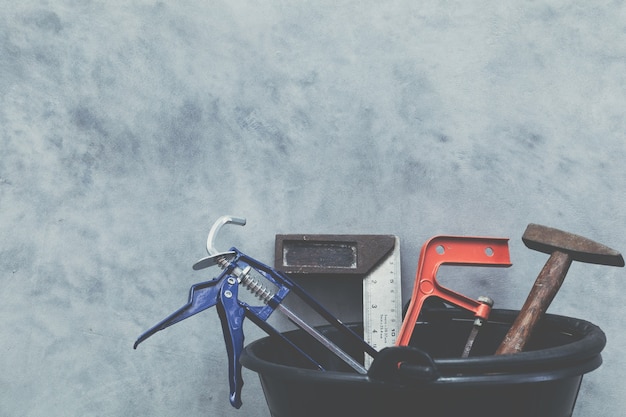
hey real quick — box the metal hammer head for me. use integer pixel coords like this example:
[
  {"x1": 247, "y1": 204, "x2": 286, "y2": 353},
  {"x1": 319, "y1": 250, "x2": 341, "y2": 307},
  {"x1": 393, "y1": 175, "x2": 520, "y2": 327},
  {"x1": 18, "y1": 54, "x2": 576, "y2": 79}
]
[{"x1": 522, "y1": 223, "x2": 624, "y2": 267}]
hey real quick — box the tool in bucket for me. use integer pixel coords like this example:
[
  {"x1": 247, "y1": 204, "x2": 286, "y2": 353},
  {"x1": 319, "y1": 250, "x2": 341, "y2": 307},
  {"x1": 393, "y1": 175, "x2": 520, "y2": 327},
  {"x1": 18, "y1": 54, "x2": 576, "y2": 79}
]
[
  {"x1": 275, "y1": 234, "x2": 402, "y2": 368},
  {"x1": 396, "y1": 235, "x2": 512, "y2": 356},
  {"x1": 496, "y1": 223, "x2": 624, "y2": 355},
  {"x1": 134, "y1": 215, "x2": 376, "y2": 408}
]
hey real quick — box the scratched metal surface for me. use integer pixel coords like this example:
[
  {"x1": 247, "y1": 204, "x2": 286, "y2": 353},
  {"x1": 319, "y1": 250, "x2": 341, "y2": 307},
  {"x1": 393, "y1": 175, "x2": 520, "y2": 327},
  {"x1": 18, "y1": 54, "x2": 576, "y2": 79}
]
[{"x1": 1, "y1": 1, "x2": 625, "y2": 416}]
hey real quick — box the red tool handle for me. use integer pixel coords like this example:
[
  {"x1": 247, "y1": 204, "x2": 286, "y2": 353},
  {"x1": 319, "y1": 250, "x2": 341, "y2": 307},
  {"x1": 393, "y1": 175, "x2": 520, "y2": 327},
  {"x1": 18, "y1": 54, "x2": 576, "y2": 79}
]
[{"x1": 396, "y1": 236, "x2": 512, "y2": 346}]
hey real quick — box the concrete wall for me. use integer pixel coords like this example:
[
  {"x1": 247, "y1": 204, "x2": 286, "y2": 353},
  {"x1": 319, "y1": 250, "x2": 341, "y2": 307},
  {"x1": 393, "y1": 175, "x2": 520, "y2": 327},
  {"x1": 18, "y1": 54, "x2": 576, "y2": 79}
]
[{"x1": 2, "y1": 1, "x2": 625, "y2": 416}]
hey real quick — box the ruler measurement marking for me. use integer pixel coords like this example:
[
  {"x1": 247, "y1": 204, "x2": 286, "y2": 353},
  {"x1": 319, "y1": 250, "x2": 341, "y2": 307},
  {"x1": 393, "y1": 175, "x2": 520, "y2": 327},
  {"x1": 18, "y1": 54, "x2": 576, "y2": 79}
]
[{"x1": 363, "y1": 237, "x2": 401, "y2": 368}]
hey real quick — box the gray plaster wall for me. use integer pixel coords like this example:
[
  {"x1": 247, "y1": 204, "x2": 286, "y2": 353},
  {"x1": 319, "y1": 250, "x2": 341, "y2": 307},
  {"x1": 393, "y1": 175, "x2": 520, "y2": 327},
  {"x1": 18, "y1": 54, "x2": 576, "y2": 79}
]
[{"x1": 2, "y1": 1, "x2": 625, "y2": 416}]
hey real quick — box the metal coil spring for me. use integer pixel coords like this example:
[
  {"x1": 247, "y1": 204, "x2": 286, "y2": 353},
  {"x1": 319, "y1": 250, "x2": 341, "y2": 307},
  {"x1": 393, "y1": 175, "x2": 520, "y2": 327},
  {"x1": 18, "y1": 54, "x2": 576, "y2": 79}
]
[
  {"x1": 216, "y1": 256, "x2": 230, "y2": 269},
  {"x1": 240, "y1": 268, "x2": 273, "y2": 303},
  {"x1": 217, "y1": 257, "x2": 274, "y2": 304}
]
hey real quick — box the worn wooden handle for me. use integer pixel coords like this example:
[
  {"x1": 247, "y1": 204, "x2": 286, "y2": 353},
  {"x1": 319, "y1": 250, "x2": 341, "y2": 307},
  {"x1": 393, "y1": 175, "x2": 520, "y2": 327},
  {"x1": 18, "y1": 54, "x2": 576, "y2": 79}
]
[{"x1": 495, "y1": 251, "x2": 572, "y2": 355}]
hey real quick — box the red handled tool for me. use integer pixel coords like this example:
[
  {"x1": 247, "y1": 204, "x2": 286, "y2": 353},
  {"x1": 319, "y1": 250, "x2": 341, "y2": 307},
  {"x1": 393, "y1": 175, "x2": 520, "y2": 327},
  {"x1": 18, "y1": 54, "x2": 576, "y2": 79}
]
[{"x1": 396, "y1": 236, "x2": 512, "y2": 348}]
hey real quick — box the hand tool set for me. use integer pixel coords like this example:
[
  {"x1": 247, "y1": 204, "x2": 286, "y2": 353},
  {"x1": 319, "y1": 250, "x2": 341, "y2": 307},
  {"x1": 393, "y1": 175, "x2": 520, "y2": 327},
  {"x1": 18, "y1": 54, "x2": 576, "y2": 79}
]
[{"x1": 134, "y1": 215, "x2": 623, "y2": 409}]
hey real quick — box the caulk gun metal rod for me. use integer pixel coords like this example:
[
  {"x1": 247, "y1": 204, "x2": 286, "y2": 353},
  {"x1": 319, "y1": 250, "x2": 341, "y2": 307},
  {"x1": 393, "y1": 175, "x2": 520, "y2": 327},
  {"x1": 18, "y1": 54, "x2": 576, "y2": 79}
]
[
  {"x1": 286, "y1": 272, "x2": 378, "y2": 358},
  {"x1": 230, "y1": 263, "x2": 368, "y2": 374},
  {"x1": 276, "y1": 302, "x2": 368, "y2": 374}
]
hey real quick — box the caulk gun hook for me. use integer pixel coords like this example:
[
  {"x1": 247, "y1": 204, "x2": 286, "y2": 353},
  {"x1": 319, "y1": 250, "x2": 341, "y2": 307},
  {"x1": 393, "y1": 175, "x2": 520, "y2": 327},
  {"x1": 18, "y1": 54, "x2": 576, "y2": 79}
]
[
  {"x1": 192, "y1": 216, "x2": 247, "y2": 270},
  {"x1": 206, "y1": 215, "x2": 247, "y2": 255}
]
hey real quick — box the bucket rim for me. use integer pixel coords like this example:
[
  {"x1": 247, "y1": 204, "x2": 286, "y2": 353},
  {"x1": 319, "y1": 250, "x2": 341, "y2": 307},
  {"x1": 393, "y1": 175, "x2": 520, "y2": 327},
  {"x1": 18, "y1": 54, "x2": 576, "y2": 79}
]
[
  {"x1": 424, "y1": 309, "x2": 605, "y2": 374},
  {"x1": 240, "y1": 309, "x2": 605, "y2": 385}
]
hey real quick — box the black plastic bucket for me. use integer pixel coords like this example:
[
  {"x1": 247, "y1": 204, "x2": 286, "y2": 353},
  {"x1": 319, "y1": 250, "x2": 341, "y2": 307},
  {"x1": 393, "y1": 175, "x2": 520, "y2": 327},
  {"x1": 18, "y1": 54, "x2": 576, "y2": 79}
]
[{"x1": 240, "y1": 308, "x2": 605, "y2": 417}]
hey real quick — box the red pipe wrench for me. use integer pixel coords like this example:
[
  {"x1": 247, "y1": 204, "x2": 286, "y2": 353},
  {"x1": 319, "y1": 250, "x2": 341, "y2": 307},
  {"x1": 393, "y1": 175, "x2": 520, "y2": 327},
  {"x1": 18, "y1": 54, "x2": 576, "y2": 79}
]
[{"x1": 396, "y1": 236, "x2": 512, "y2": 346}]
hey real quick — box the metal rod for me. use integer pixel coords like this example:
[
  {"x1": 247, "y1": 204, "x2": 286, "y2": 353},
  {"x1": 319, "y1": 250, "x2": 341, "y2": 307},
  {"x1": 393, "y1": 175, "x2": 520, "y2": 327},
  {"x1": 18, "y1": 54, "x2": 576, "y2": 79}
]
[
  {"x1": 233, "y1": 263, "x2": 367, "y2": 374},
  {"x1": 461, "y1": 324, "x2": 480, "y2": 358},
  {"x1": 276, "y1": 302, "x2": 368, "y2": 374}
]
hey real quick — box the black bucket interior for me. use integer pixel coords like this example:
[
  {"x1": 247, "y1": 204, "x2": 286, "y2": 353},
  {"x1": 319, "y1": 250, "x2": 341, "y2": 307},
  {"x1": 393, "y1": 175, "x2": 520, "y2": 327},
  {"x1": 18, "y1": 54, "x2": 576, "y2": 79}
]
[{"x1": 240, "y1": 308, "x2": 605, "y2": 417}]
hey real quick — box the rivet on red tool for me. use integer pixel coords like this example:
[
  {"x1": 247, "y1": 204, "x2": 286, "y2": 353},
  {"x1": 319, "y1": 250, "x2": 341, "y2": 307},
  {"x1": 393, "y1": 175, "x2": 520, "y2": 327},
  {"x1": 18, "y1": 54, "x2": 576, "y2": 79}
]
[{"x1": 396, "y1": 236, "x2": 512, "y2": 347}]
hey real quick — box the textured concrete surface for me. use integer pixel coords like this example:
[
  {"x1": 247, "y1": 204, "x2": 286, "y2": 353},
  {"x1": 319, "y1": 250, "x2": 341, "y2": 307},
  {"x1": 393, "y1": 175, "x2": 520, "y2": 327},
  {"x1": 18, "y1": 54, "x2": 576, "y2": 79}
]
[{"x1": 1, "y1": 1, "x2": 625, "y2": 416}]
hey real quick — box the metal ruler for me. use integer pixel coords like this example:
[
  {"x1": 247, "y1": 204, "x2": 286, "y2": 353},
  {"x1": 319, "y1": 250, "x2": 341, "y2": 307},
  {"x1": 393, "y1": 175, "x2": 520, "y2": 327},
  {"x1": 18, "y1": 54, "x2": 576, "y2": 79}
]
[
  {"x1": 274, "y1": 234, "x2": 402, "y2": 369},
  {"x1": 362, "y1": 236, "x2": 401, "y2": 367}
]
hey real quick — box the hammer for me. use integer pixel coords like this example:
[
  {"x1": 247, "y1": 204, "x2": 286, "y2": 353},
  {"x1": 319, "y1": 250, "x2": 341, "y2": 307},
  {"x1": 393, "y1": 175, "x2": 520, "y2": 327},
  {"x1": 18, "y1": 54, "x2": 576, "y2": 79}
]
[{"x1": 496, "y1": 223, "x2": 624, "y2": 355}]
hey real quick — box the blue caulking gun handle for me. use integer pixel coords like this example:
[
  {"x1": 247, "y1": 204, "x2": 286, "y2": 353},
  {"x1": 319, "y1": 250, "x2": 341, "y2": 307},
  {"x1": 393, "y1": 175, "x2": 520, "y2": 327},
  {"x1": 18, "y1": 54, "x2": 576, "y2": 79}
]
[
  {"x1": 133, "y1": 277, "x2": 224, "y2": 349},
  {"x1": 215, "y1": 275, "x2": 246, "y2": 409},
  {"x1": 133, "y1": 267, "x2": 247, "y2": 409}
]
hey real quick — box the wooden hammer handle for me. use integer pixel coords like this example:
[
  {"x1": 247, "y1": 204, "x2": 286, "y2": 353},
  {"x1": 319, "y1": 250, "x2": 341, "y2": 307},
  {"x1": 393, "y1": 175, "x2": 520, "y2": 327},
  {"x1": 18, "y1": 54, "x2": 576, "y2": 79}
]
[{"x1": 495, "y1": 251, "x2": 572, "y2": 355}]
